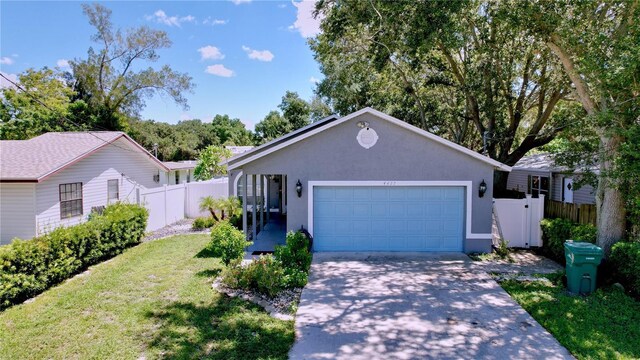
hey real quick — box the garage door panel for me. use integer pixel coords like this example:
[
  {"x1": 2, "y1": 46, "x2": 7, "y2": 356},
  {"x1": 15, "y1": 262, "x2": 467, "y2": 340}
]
[{"x1": 313, "y1": 186, "x2": 464, "y2": 252}]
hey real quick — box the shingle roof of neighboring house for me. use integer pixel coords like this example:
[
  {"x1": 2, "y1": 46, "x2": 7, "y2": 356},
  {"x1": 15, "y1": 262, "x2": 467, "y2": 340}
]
[
  {"x1": 0, "y1": 132, "x2": 168, "y2": 182},
  {"x1": 225, "y1": 146, "x2": 255, "y2": 156},
  {"x1": 513, "y1": 153, "x2": 599, "y2": 174},
  {"x1": 163, "y1": 161, "x2": 197, "y2": 170}
]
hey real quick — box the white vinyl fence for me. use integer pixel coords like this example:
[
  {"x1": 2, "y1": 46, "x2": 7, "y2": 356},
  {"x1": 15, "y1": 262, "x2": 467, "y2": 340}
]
[
  {"x1": 139, "y1": 178, "x2": 229, "y2": 231},
  {"x1": 185, "y1": 178, "x2": 229, "y2": 218},
  {"x1": 492, "y1": 195, "x2": 545, "y2": 248}
]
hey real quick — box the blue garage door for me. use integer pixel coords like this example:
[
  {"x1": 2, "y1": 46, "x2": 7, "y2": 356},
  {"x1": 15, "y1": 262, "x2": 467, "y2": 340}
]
[{"x1": 313, "y1": 186, "x2": 465, "y2": 252}]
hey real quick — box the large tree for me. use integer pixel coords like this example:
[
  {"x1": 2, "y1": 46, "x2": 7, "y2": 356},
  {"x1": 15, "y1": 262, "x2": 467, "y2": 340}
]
[
  {"x1": 279, "y1": 91, "x2": 311, "y2": 130},
  {"x1": 69, "y1": 3, "x2": 194, "y2": 130},
  {"x1": 254, "y1": 110, "x2": 290, "y2": 143},
  {"x1": 522, "y1": 0, "x2": 640, "y2": 252},
  {"x1": 312, "y1": 0, "x2": 575, "y2": 191},
  {"x1": 0, "y1": 68, "x2": 76, "y2": 139},
  {"x1": 209, "y1": 114, "x2": 254, "y2": 146}
]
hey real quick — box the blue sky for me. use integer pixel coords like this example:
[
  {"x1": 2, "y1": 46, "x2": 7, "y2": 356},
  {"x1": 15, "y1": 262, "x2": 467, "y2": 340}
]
[{"x1": 0, "y1": 0, "x2": 323, "y2": 130}]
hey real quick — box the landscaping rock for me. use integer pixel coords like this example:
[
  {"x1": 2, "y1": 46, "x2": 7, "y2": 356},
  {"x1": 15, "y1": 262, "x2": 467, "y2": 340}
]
[
  {"x1": 143, "y1": 219, "x2": 209, "y2": 242},
  {"x1": 211, "y1": 278, "x2": 301, "y2": 321}
]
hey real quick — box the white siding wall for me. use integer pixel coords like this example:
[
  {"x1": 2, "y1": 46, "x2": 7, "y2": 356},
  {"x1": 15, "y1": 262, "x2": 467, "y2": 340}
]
[
  {"x1": 0, "y1": 183, "x2": 36, "y2": 243},
  {"x1": 34, "y1": 138, "x2": 167, "y2": 234},
  {"x1": 552, "y1": 173, "x2": 596, "y2": 204}
]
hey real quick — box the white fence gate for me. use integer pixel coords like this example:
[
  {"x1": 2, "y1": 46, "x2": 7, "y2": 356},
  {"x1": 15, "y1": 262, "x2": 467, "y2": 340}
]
[
  {"x1": 185, "y1": 178, "x2": 229, "y2": 218},
  {"x1": 139, "y1": 178, "x2": 229, "y2": 231},
  {"x1": 493, "y1": 195, "x2": 545, "y2": 248}
]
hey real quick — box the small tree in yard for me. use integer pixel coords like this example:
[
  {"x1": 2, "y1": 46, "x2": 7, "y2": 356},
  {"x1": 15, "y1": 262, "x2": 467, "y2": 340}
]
[
  {"x1": 220, "y1": 196, "x2": 242, "y2": 219},
  {"x1": 194, "y1": 145, "x2": 232, "y2": 181},
  {"x1": 209, "y1": 221, "x2": 252, "y2": 265}
]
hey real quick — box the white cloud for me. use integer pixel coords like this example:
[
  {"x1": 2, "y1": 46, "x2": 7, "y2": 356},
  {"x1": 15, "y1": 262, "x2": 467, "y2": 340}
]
[
  {"x1": 198, "y1": 45, "x2": 225, "y2": 60},
  {"x1": 203, "y1": 17, "x2": 228, "y2": 25},
  {"x1": 205, "y1": 64, "x2": 234, "y2": 77},
  {"x1": 291, "y1": 0, "x2": 322, "y2": 38},
  {"x1": 309, "y1": 76, "x2": 320, "y2": 84},
  {"x1": 56, "y1": 59, "x2": 70, "y2": 69},
  {"x1": 0, "y1": 57, "x2": 14, "y2": 65},
  {"x1": 0, "y1": 71, "x2": 18, "y2": 89},
  {"x1": 278, "y1": 3, "x2": 287, "y2": 8},
  {"x1": 242, "y1": 46, "x2": 274, "y2": 62},
  {"x1": 147, "y1": 10, "x2": 196, "y2": 27},
  {"x1": 231, "y1": 0, "x2": 252, "y2": 4}
]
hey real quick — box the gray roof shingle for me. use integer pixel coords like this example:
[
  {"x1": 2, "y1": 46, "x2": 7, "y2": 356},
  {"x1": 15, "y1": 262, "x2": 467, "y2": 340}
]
[{"x1": 0, "y1": 132, "x2": 165, "y2": 181}]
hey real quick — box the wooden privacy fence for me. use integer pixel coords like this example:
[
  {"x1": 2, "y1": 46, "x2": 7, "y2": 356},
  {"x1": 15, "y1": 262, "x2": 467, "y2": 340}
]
[{"x1": 545, "y1": 199, "x2": 597, "y2": 225}]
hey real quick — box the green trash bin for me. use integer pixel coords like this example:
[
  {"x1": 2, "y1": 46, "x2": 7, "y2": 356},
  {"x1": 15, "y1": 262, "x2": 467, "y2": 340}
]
[{"x1": 564, "y1": 241, "x2": 604, "y2": 294}]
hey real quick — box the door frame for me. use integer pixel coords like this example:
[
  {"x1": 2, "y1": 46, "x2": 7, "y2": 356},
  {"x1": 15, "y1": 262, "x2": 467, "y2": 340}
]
[{"x1": 307, "y1": 180, "x2": 490, "y2": 241}]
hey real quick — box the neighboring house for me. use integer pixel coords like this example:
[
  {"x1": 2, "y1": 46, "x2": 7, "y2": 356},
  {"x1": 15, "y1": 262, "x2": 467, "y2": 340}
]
[
  {"x1": 506, "y1": 153, "x2": 596, "y2": 205},
  {"x1": 227, "y1": 108, "x2": 511, "y2": 253},
  {"x1": 0, "y1": 132, "x2": 169, "y2": 245},
  {"x1": 163, "y1": 161, "x2": 196, "y2": 184},
  {"x1": 226, "y1": 146, "x2": 254, "y2": 156}
]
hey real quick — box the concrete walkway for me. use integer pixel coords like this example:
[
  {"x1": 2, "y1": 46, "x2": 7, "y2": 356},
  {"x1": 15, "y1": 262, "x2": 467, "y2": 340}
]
[{"x1": 290, "y1": 253, "x2": 573, "y2": 360}]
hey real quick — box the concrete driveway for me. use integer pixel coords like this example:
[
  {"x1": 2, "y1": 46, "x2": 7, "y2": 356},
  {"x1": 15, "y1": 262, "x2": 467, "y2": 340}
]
[{"x1": 289, "y1": 253, "x2": 573, "y2": 360}]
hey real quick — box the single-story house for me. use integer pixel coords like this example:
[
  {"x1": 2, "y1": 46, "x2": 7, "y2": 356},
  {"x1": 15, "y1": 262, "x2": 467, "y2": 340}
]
[
  {"x1": 163, "y1": 161, "x2": 196, "y2": 184},
  {"x1": 227, "y1": 108, "x2": 511, "y2": 253},
  {"x1": 0, "y1": 132, "x2": 170, "y2": 244},
  {"x1": 506, "y1": 153, "x2": 596, "y2": 205}
]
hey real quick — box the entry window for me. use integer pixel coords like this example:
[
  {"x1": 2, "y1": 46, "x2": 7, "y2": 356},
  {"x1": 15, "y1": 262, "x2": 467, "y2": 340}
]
[
  {"x1": 175, "y1": 171, "x2": 180, "y2": 184},
  {"x1": 60, "y1": 182, "x2": 83, "y2": 219},
  {"x1": 108, "y1": 179, "x2": 119, "y2": 203},
  {"x1": 528, "y1": 175, "x2": 549, "y2": 198}
]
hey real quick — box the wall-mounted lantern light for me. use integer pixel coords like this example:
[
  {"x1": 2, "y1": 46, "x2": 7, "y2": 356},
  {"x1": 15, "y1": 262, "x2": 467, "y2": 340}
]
[
  {"x1": 296, "y1": 180, "x2": 303, "y2": 197},
  {"x1": 479, "y1": 179, "x2": 487, "y2": 198}
]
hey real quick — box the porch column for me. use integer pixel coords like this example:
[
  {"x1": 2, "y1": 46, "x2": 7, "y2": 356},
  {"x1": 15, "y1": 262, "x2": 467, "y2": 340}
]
[
  {"x1": 283, "y1": 175, "x2": 287, "y2": 214},
  {"x1": 266, "y1": 176, "x2": 271, "y2": 222},
  {"x1": 242, "y1": 173, "x2": 248, "y2": 239},
  {"x1": 260, "y1": 175, "x2": 265, "y2": 229},
  {"x1": 252, "y1": 174, "x2": 257, "y2": 240}
]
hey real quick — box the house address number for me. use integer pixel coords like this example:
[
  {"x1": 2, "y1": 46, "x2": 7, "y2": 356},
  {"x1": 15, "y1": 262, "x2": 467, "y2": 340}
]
[{"x1": 383, "y1": 181, "x2": 397, "y2": 186}]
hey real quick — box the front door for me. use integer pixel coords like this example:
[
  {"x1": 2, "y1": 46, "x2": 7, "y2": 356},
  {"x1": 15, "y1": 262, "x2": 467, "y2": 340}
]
[{"x1": 563, "y1": 178, "x2": 574, "y2": 203}]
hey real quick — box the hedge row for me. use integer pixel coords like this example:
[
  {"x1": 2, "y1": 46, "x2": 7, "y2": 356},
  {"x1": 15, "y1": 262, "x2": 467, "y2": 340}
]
[
  {"x1": 610, "y1": 242, "x2": 640, "y2": 298},
  {"x1": 540, "y1": 218, "x2": 597, "y2": 264},
  {"x1": 0, "y1": 203, "x2": 148, "y2": 310}
]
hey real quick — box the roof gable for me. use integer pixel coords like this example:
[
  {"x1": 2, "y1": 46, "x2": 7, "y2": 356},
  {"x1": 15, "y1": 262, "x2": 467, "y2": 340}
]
[
  {"x1": 228, "y1": 108, "x2": 511, "y2": 172},
  {"x1": 0, "y1": 132, "x2": 168, "y2": 182}
]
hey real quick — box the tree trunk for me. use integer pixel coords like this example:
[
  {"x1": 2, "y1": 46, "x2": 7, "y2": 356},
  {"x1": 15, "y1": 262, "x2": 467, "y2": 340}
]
[
  {"x1": 595, "y1": 133, "x2": 626, "y2": 255},
  {"x1": 209, "y1": 209, "x2": 220, "y2": 222}
]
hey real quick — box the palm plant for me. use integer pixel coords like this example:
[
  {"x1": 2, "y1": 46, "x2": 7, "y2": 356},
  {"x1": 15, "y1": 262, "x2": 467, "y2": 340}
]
[{"x1": 199, "y1": 196, "x2": 221, "y2": 221}]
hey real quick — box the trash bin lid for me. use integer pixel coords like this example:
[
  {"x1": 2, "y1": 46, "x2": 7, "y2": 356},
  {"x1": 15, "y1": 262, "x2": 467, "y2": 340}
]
[{"x1": 564, "y1": 241, "x2": 603, "y2": 255}]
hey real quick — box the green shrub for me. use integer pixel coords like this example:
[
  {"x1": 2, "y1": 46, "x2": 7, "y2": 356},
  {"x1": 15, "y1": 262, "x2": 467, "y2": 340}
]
[
  {"x1": 610, "y1": 242, "x2": 640, "y2": 298},
  {"x1": 0, "y1": 203, "x2": 147, "y2": 310},
  {"x1": 540, "y1": 218, "x2": 597, "y2": 264},
  {"x1": 192, "y1": 217, "x2": 216, "y2": 230},
  {"x1": 495, "y1": 238, "x2": 510, "y2": 259},
  {"x1": 229, "y1": 215, "x2": 243, "y2": 230},
  {"x1": 208, "y1": 221, "x2": 252, "y2": 265},
  {"x1": 274, "y1": 231, "x2": 312, "y2": 288},
  {"x1": 221, "y1": 256, "x2": 285, "y2": 297}
]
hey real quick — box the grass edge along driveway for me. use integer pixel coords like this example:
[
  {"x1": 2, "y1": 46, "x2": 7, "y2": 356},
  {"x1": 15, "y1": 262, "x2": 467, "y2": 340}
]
[
  {"x1": 501, "y1": 273, "x2": 640, "y2": 360},
  {"x1": 0, "y1": 234, "x2": 294, "y2": 360}
]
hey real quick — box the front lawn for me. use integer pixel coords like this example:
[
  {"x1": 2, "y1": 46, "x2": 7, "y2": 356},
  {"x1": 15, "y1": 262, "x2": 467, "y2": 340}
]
[
  {"x1": 0, "y1": 234, "x2": 294, "y2": 359},
  {"x1": 501, "y1": 274, "x2": 640, "y2": 359}
]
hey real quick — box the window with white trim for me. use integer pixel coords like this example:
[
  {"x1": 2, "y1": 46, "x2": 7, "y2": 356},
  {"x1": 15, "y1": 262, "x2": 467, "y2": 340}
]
[
  {"x1": 59, "y1": 182, "x2": 83, "y2": 219},
  {"x1": 528, "y1": 175, "x2": 549, "y2": 198},
  {"x1": 108, "y1": 179, "x2": 119, "y2": 203}
]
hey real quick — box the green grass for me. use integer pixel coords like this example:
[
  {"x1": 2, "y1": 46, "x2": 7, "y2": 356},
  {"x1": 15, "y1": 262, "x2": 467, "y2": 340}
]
[
  {"x1": 0, "y1": 234, "x2": 294, "y2": 360},
  {"x1": 501, "y1": 273, "x2": 640, "y2": 359}
]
